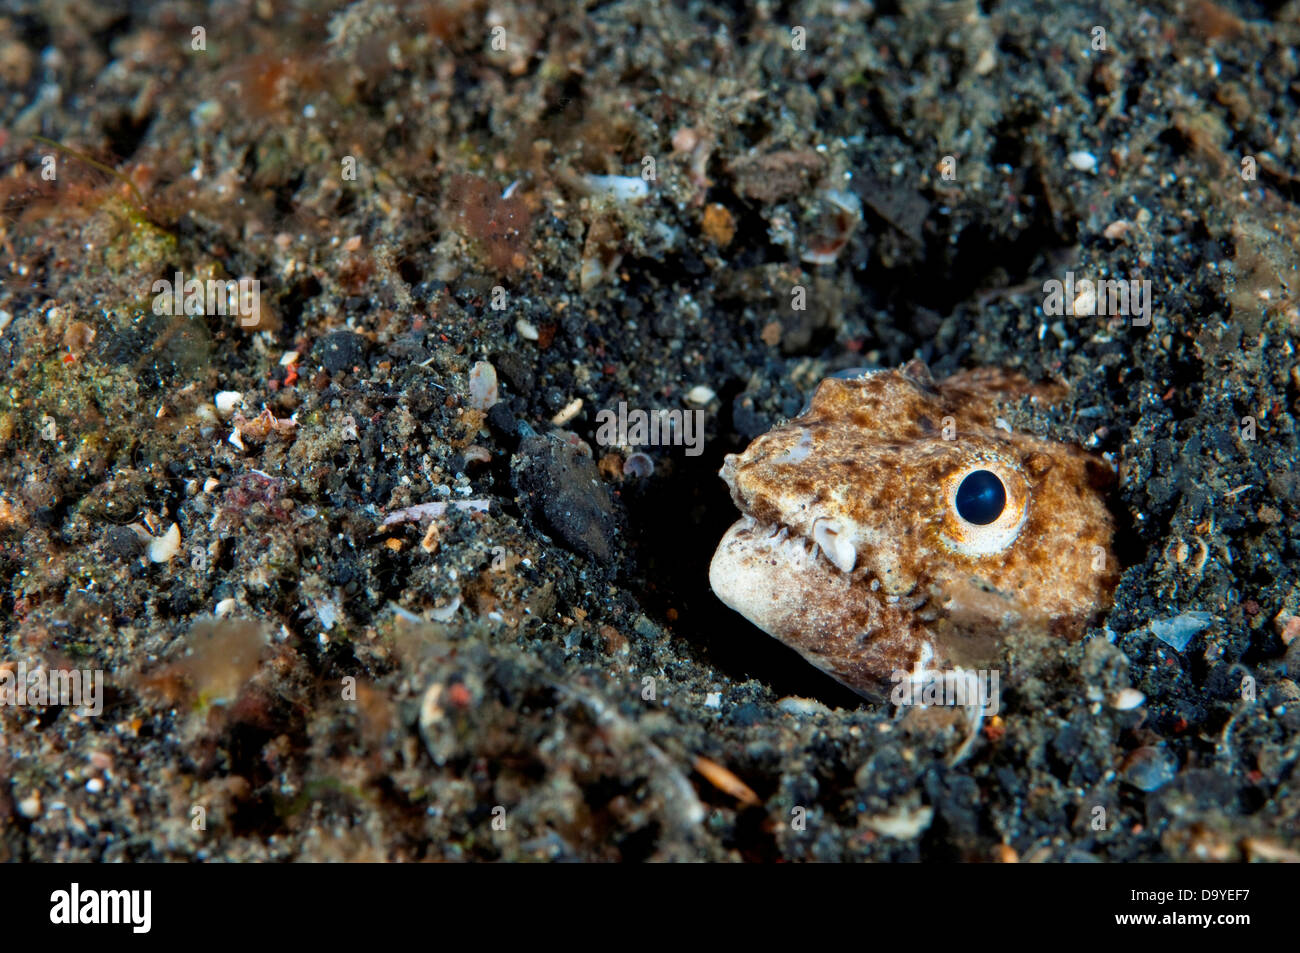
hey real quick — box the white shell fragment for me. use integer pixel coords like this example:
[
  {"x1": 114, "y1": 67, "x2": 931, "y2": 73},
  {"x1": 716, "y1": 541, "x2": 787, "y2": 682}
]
[
  {"x1": 380, "y1": 499, "x2": 491, "y2": 527},
  {"x1": 583, "y1": 174, "x2": 650, "y2": 203},
  {"x1": 551, "y1": 397, "x2": 583, "y2": 426},
  {"x1": 861, "y1": 804, "x2": 935, "y2": 839},
  {"x1": 428, "y1": 595, "x2": 462, "y2": 622},
  {"x1": 1067, "y1": 151, "x2": 1098, "y2": 173},
  {"x1": 148, "y1": 523, "x2": 182, "y2": 563},
  {"x1": 1149, "y1": 611, "x2": 1215, "y2": 652},
  {"x1": 467, "y1": 361, "x2": 499, "y2": 410},
  {"x1": 214, "y1": 391, "x2": 244, "y2": 418},
  {"x1": 1110, "y1": 688, "x2": 1146, "y2": 710}
]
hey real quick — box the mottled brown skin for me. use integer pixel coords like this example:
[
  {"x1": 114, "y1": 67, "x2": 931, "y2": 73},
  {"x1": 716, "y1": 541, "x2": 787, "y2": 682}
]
[{"x1": 709, "y1": 361, "x2": 1119, "y2": 701}]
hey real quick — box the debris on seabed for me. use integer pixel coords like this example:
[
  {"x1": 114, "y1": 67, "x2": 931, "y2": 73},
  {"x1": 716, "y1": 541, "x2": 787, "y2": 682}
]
[
  {"x1": 551, "y1": 397, "x2": 583, "y2": 426},
  {"x1": 684, "y1": 385, "x2": 716, "y2": 405},
  {"x1": 693, "y1": 754, "x2": 760, "y2": 807},
  {"x1": 214, "y1": 390, "x2": 244, "y2": 418},
  {"x1": 801, "y1": 189, "x2": 862, "y2": 265},
  {"x1": 147, "y1": 523, "x2": 181, "y2": 563},
  {"x1": 1067, "y1": 150, "x2": 1098, "y2": 172},
  {"x1": 1122, "y1": 746, "x2": 1179, "y2": 792},
  {"x1": 622, "y1": 452, "x2": 654, "y2": 479},
  {"x1": 380, "y1": 499, "x2": 490, "y2": 527},
  {"x1": 467, "y1": 361, "x2": 499, "y2": 410},
  {"x1": 1149, "y1": 611, "x2": 1216, "y2": 651},
  {"x1": 1110, "y1": 687, "x2": 1146, "y2": 710},
  {"x1": 860, "y1": 803, "x2": 935, "y2": 839},
  {"x1": 581, "y1": 174, "x2": 650, "y2": 204}
]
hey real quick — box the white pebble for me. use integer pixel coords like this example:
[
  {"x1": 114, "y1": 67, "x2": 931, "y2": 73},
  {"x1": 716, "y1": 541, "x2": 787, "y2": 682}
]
[
  {"x1": 214, "y1": 391, "x2": 244, "y2": 418},
  {"x1": 516, "y1": 319, "x2": 540, "y2": 341},
  {"x1": 1068, "y1": 151, "x2": 1098, "y2": 173},
  {"x1": 147, "y1": 523, "x2": 182, "y2": 563},
  {"x1": 1110, "y1": 688, "x2": 1146, "y2": 710},
  {"x1": 467, "y1": 361, "x2": 499, "y2": 410},
  {"x1": 428, "y1": 595, "x2": 462, "y2": 622},
  {"x1": 551, "y1": 397, "x2": 583, "y2": 426},
  {"x1": 685, "y1": 385, "x2": 716, "y2": 405},
  {"x1": 583, "y1": 174, "x2": 650, "y2": 203}
]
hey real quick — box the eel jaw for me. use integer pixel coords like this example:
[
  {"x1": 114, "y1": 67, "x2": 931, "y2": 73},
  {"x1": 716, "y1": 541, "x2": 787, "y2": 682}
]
[{"x1": 709, "y1": 514, "x2": 955, "y2": 701}]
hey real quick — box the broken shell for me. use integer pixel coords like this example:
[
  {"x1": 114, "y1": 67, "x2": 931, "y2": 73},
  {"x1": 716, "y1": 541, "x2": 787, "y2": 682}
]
[
  {"x1": 1068, "y1": 151, "x2": 1098, "y2": 172},
  {"x1": 148, "y1": 523, "x2": 182, "y2": 563},
  {"x1": 801, "y1": 190, "x2": 862, "y2": 265},
  {"x1": 582, "y1": 174, "x2": 649, "y2": 204},
  {"x1": 467, "y1": 361, "x2": 499, "y2": 410},
  {"x1": 420, "y1": 521, "x2": 440, "y2": 554},
  {"x1": 428, "y1": 595, "x2": 461, "y2": 622},
  {"x1": 580, "y1": 216, "x2": 622, "y2": 292},
  {"x1": 861, "y1": 804, "x2": 935, "y2": 839},
  {"x1": 685, "y1": 385, "x2": 716, "y2": 406},
  {"x1": 623, "y1": 451, "x2": 654, "y2": 479},
  {"x1": 551, "y1": 397, "x2": 583, "y2": 426},
  {"x1": 214, "y1": 391, "x2": 244, "y2": 418},
  {"x1": 1110, "y1": 687, "x2": 1146, "y2": 710}
]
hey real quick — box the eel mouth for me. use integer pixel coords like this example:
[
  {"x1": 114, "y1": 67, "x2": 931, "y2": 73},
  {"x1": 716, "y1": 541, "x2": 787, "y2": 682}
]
[
  {"x1": 708, "y1": 514, "x2": 933, "y2": 700},
  {"x1": 708, "y1": 515, "x2": 847, "y2": 627},
  {"x1": 714, "y1": 514, "x2": 858, "y2": 576},
  {"x1": 710, "y1": 514, "x2": 932, "y2": 622}
]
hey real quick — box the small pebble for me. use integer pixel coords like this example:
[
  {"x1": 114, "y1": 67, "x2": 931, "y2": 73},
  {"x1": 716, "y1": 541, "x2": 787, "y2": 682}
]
[
  {"x1": 214, "y1": 391, "x2": 243, "y2": 418},
  {"x1": 1110, "y1": 687, "x2": 1146, "y2": 710},
  {"x1": 1068, "y1": 151, "x2": 1098, "y2": 172},
  {"x1": 685, "y1": 385, "x2": 716, "y2": 405},
  {"x1": 467, "y1": 361, "x2": 500, "y2": 410},
  {"x1": 550, "y1": 397, "x2": 583, "y2": 426},
  {"x1": 777, "y1": 695, "x2": 831, "y2": 717},
  {"x1": 583, "y1": 174, "x2": 649, "y2": 203},
  {"x1": 1122, "y1": 746, "x2": 1178, "y2": 792},
  {"x1": 622, "y1": 452, "x2": 654, "y2": 479},
  {"x1": 147, "y1": 523, "x2": 182, "y2": 563},
  {"x1": 516, "y1": 319, "x2": 540, "y2": 341}
]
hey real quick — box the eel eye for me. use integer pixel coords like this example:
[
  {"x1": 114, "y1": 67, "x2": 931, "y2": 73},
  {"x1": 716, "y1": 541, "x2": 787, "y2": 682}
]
[
  {"x1": 941, "y1": 461, "x2": 1028, "y2": 556},
  {"x1": 955, "y1": 470, "x2": 1006, "y2": 525}
]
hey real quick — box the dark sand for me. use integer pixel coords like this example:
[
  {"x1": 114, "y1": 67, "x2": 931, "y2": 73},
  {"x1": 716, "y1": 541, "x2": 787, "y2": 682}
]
[{"x1": 0, "y1": 0, "x2": 1297, "y2": 861}]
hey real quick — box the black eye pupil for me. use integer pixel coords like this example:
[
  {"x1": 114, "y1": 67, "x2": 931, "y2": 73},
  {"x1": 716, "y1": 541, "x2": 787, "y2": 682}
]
[{"x1": 955, "y1": 470, "x2": 1006, "y2": 525}]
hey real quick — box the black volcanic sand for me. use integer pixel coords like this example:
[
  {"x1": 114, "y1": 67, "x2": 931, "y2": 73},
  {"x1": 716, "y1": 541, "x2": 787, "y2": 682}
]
[{"x1": 0, "y1": 0, "x2": 1297, "y2": 861}]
